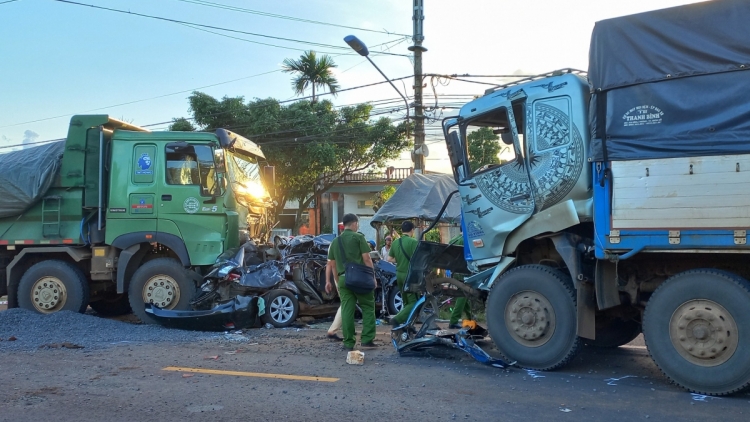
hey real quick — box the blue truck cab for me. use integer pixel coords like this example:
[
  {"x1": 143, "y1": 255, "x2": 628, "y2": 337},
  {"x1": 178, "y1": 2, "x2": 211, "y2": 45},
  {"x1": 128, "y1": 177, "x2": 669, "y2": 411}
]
[{"x1": 443, "y1": 0, "x2": 750, "y2": 396}]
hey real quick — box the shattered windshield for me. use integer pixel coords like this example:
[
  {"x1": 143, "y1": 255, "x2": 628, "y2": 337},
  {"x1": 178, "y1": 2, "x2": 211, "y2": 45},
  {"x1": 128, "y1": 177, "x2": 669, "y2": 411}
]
[{"x1": 226, "y1": 151, "x2": 269, "y2": 206}]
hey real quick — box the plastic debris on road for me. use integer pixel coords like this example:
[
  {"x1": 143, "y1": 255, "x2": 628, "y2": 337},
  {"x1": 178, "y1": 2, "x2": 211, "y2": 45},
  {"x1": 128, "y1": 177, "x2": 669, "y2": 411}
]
[
  {"x1": 559, "y1": 408, "x2": 572, "y2": 413},
  {"x1": 525, "y1": 369, "x2": 545, "y2": 379},
  {"x1": 604, "y1": 375, "x2": 637, "y2": 385},
  {"x1": 223, "y1": 333, "x2": 248, "y2": 342},
  {"x1": 691, "y1": 393, "x2": 721, "y2": 402}
]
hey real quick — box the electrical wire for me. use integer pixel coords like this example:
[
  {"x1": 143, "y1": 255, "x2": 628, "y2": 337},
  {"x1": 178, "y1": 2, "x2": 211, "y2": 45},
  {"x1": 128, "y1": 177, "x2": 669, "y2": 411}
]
[
  {"x1": 174, "y1": 0, "x2": 410, "y2": 37},
  {"x1": 3, "y1": 72, "x2": 506, "y2": 147},
  {"x1": 0, "y1": 138, "x2": 65, "y2": 150},
  {"x1": 139, "y1": 75, "x2": 415, "y2": 128},
  {"x1": 0, "y1": 69, "x2": 284, "y2": 129},
  {"x1": 51, "y1": 0, "x2": 410, "y2": 57}
]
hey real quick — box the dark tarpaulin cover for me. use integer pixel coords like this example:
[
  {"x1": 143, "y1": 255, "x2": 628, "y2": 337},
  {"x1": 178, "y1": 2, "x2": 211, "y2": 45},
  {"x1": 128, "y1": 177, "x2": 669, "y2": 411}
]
[
  {"x1": 0, "y1": 141, "x2": 65, "y2": 218},
  {"x1": 588, "y1": 0, "x2": 750, "y2": 161},
  {"x1": 370, "y1": 173, "x2": 461, "y2": 227}
]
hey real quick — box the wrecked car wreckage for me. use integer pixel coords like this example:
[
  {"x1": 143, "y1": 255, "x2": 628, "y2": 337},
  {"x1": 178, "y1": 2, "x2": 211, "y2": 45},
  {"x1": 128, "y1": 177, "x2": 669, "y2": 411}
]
[
  {"x1": 146, "y1": 225, "x2": 509, "y2": 368},
  {"x1": 389, "y1": 195, "x2": 513, "y2": 368},
  {"x1": 390, "y1": 241, "x2": 510, "y2": 368},
  {"x1": 147, "y1": 235, "x2": 397, "y2": 331}
]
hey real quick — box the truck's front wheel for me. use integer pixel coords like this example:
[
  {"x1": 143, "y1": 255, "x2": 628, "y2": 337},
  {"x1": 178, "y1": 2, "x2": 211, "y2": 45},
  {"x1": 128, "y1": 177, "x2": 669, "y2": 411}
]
[
  {"x1": 128, "y1": 258, "x2": 195, "y2": 324},
  {"x1": 643, "y1": 269, "x2": 750, "y2": 395},
  {"x1": 18, "y1": 260, "x2": 90, "y2": 314},
  {"x1": 487, "y1": 265, "x2": 580, "y2": 370}
]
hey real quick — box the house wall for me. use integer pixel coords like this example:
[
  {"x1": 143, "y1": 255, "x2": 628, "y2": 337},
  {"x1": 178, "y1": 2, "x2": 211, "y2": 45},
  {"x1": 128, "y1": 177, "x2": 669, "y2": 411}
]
[{"x1": 343, "y1": 192, "x2": 378, "y2": 217}]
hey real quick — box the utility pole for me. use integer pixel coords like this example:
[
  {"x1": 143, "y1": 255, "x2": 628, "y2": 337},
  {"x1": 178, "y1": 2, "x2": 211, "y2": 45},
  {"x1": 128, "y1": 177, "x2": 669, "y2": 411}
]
[{"x1": 408, "y1": 0, "x2": 427, "y2": 173}]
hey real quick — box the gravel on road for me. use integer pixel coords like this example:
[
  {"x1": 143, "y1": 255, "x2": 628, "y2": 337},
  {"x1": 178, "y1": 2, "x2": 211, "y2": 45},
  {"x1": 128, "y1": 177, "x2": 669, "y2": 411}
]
[{"x1": 0, "y1": 309, "x2": 225, "y2": 351}]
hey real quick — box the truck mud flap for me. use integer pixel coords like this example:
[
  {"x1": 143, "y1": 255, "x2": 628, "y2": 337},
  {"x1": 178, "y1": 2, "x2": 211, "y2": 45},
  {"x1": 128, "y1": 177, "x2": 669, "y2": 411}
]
[{"x1": 595, "y1": 260, "x2": 621, "y2": 310}]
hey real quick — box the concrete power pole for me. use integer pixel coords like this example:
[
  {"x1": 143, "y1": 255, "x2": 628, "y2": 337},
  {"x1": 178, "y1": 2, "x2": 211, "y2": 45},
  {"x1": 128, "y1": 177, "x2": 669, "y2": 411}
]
[{"x1": 408, "y1": 0, "x2": 427, "y2": 173}]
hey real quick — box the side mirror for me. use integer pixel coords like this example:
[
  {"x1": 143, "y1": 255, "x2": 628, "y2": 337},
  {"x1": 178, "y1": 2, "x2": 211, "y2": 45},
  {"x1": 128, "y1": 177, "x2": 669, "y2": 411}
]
[
  {"x1": 214, "y1": 149, "x2": 226, "y2": 173},
  {"x1": 263, "y1": 166, "x2": 276, "y2": 194},
  {"x1": 446, "y1": 131, "x2": 464, "y2": 168}
]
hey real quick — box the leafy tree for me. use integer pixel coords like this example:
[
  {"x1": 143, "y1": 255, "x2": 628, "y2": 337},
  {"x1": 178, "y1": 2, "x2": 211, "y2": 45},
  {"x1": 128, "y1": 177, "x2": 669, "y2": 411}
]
[
  {"x1": 424, "y1": 228, "x2": 441, "y2": 243},
  {"x1": 281, "y1": 50, "x2": 340, "y2": 103},
  {"x1": 179, "y1": 92, "x2": 411, "y2": 225},
  {"x1": 372, "y1": 185, "x2": 396, "y2": 212},
  {"x1": 467, "y1": 127, "x2": 502, "y2": 172},
  {"x1": 169, "y1": 117, "x2": 196, "y2": 132}
]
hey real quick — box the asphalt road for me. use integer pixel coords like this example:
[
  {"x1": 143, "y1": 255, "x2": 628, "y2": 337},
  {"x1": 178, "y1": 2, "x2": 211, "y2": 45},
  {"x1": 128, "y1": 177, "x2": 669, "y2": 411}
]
[{"x1": 1, "y1": 321, "x2": 748, "y2": 422}]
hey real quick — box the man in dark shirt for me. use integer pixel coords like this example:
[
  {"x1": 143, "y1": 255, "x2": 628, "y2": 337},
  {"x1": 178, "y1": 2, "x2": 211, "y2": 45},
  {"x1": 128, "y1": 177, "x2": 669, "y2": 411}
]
[
  {"x1": 387, "y1": 220, "x2": 419, "y2": 325},
  {"x1": 326, "y1": 213, "x2": 378, "y2": 350}
]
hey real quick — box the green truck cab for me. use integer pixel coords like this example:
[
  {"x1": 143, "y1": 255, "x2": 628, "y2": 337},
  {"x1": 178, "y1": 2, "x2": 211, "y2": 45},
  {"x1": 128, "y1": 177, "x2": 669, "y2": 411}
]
[{"x1": 0, "y1": 115, "x2": 272, "y2": 322}]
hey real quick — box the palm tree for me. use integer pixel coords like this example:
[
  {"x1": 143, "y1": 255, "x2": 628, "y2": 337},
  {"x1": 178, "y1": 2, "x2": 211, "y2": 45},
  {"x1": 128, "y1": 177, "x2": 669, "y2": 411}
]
[{"x1": 282, "y1": 51, "x2": 340, "y2": 103}]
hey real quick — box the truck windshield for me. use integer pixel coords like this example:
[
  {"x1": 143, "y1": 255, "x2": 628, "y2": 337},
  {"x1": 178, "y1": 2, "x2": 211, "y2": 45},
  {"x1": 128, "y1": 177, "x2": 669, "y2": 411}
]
[
  {"x1": 461, "y1": 104, "x2": 525, "y2": 177},
  {"x1": 226, "y1": 151, "x2": 268, "y2": 205}
]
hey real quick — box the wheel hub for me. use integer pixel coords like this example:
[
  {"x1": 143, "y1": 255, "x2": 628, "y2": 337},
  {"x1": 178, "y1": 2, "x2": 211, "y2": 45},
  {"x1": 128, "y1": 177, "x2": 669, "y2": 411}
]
[
  {"x1": 31, "y1": 277, "x2": 67, "y2": 313},
  {"x1": 270, "y1": 296, "x2": 294, "y2": 323},
  {"x1": 669, "y1": 299, "x2": 738, "y2": 367},
  {"x1": 393, "y1": 292, "x2": 404, "y2": 312},
  {"x1": 505, "y1": 290, "x2": 555, "y2": 347},
  {"x1": 143, "y1": 275, "x2": 180, "y2": 309}
]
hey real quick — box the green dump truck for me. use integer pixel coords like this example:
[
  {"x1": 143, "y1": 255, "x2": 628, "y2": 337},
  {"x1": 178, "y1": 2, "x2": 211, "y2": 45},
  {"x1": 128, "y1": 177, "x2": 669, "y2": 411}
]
[{"x1": 0, "y1": 115, "x2": 273, "y2": 322}]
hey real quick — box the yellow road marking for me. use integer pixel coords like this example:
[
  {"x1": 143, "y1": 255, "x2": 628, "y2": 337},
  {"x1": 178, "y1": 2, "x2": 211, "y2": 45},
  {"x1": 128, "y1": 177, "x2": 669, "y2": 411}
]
[{"x1": 163, "y1": 366, "x2": 339, "y2": 382}]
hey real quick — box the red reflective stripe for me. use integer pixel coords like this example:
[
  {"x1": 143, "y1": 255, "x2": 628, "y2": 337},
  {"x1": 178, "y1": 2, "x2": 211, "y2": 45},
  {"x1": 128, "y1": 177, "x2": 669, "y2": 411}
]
[
  {"x1": 62, "y1": 239, "x2": 74, "y2": 244},
  {"x1": 49, "y1": 240, "x2": 59, "y2": 244},
  {"x1": 0, "y1": 240, "x2": 7, "y2": 245},
  {"x1": 23, "y1": 240, "x2": 34, "y2": 244}
]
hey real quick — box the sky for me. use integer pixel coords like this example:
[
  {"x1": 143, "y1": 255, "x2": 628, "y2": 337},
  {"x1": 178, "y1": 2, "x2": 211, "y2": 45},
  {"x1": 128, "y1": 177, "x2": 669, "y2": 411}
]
[{"x1": 0, "y1": 0, "x2": 704, "y2": 173}]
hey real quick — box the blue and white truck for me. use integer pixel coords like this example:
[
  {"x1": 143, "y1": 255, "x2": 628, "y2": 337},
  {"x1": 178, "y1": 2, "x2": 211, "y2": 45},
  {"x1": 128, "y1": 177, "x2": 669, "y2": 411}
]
[{"x1": 442, "y1": 0, "x2": 750, "y2": 395}]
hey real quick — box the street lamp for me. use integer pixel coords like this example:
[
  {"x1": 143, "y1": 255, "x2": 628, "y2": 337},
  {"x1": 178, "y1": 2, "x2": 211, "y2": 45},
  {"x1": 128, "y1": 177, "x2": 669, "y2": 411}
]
[{"x1": 344, "y1": 35, "x2": 410, "y2": 122}]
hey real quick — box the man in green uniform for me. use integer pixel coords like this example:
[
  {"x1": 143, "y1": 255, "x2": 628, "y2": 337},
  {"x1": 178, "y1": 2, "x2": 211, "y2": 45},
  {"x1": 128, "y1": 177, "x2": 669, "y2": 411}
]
[
  {"x1": 388, "y1": 220, "x2": 419, "y2": 325},
  {"x1": 325, "y1": 213, "x2": 378, "y2": 350},
  {"x1": 448, "y1": 232, "x2": 473, "y2": 329}
]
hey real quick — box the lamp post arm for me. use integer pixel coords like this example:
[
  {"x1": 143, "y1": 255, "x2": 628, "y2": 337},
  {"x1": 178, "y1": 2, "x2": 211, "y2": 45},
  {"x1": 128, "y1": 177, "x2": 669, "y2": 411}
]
[{"x1": 365, "y1": 56, "x2": 410, "y2": 123}]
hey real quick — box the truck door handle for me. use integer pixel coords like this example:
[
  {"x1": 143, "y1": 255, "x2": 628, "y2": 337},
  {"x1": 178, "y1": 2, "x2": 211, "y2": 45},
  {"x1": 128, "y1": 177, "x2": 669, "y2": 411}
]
[{"x1": 161, "y1": 194, "x2": 172, "y2": 201}]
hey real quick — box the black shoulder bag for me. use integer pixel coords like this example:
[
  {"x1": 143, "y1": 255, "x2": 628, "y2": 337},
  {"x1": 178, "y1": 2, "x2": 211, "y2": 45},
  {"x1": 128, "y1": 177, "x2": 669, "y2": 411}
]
[{"x1": 336, "y1": 235, "x2": 375, "y2": 294}]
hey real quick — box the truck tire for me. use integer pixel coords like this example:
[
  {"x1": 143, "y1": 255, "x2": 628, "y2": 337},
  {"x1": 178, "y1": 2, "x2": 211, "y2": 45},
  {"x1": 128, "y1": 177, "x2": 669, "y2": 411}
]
[
  {"x1": 89, "y1": 293, "x2": 132, "y2": 316},
  {"x1": 587, "y1": 316, "x2": 642, "y2": 348},
  {"x1": 387, "y1": 286, "x2": 403, "y2": 315},
  {"x1": 128, "y1": 258, "x2": 195, "y2": 324},
  {"x1": 643, "y1": 269, "x2": 750, "y2": 395},
  {"x1": 486, "y1": 265, "x2": 581, "y2": 370},
  {"x1": 18, "y1": 260, "x2": 90, "y2": 314},
  {"x1": 261, "y1": 289, "x2": 299, "y2": 328}
]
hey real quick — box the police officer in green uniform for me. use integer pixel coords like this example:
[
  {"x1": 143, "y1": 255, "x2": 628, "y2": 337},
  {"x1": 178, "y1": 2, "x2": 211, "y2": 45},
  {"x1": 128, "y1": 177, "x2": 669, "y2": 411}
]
[
  {"x1": 325, "y1": 213, "x2": 378, "y2": 350},
  {"x1": 388, "y1": 220, "x2": 419, "y2": 325},
  {"x1": 448, "y1": 232, "x2": 473, "y2": 329}
]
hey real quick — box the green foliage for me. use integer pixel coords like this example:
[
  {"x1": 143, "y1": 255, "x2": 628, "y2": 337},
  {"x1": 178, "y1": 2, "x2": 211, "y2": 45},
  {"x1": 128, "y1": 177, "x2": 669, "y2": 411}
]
[
  {"x1": 178, "y1": 92, "x2": 411, "y2": 221},
  {"x1": 424, "y1": 228, "x2": 441, "y2": 243},
  {"x1": 169, "y1": 117, "x2": 196, "y2": 132},
  {"x1": 372, "y1": 185, "x2": 396, "y2": 212},
  {"x1": 467, "y1": 127, "x2": 501, "y2": 172},
  {"x1": 282, "y1": 50, "x2": 340, "y2": 103}
]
